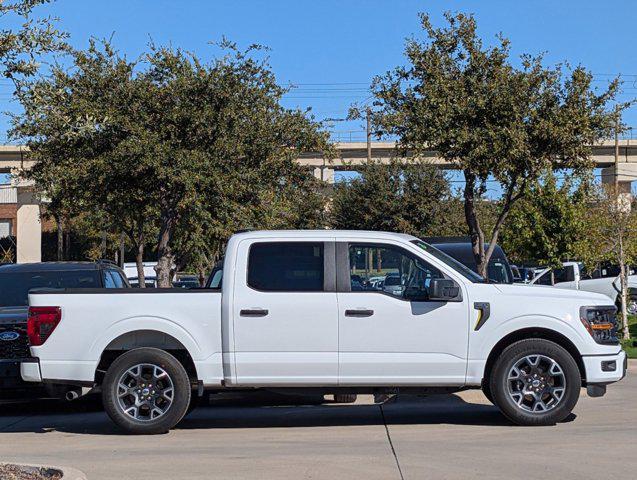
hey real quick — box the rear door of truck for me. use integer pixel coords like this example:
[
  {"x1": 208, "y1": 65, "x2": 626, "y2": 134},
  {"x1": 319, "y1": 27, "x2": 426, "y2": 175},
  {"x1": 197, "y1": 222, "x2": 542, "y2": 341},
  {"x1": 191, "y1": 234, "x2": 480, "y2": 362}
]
[{"x1": 230, "y1": 237, "x2": 338, "y2": 385}]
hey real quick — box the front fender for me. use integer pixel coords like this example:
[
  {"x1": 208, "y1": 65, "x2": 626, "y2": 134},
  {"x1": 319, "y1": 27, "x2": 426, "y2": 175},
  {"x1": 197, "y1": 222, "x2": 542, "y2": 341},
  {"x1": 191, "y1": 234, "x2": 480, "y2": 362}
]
[
  {"x1": 466, "y1": 314, "x2": 590, "y2": 385},
  {"x1": 478, "y1": 314, "x2": 590, "y2": 360}
]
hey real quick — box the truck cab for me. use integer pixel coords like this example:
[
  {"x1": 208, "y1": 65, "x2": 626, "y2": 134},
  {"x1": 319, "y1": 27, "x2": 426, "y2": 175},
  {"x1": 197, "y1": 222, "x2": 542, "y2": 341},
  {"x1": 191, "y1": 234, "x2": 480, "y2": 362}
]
[{"x1": 23, "y1": 231, "x2": 627, "y2": 434}]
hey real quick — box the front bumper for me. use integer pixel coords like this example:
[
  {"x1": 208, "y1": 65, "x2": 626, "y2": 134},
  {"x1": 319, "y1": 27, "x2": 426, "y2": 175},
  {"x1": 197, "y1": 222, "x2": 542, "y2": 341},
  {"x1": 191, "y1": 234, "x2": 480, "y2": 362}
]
[{"x1": 583, "y1": 349, "x2": 627, "y2": 385}]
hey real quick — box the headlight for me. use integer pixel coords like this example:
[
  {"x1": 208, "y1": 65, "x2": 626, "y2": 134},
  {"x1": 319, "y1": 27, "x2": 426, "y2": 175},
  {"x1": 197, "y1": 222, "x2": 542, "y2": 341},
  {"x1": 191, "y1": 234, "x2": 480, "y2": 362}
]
[{"x1": 579, "y1": 306, "x2": 619, "y2": 345}]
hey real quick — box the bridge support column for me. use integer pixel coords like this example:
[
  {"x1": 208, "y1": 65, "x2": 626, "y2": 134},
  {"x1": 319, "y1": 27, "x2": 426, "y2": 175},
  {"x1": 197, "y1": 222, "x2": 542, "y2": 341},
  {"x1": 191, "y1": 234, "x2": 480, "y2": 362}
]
[
  {"x1": 16, "y1": 188, "x2": 41, "y2": 263},
  {"x1": 313, "y1": 166, "x2": 334, "y2": 184}
]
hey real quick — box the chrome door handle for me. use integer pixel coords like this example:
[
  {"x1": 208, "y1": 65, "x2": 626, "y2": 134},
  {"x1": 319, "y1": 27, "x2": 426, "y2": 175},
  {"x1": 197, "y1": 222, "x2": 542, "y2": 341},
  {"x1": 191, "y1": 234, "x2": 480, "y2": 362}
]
[
  {"x1": 345, "y1": 309, "x2": 374, "y2": 317},
  {"x1": 240, "y1": 309, "x2": 269, "y2": 317}
]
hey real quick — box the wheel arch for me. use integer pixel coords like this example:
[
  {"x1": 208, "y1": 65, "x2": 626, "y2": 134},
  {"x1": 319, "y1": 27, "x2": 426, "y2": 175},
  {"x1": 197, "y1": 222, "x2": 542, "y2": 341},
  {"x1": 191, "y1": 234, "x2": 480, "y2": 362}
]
[
  {"x1": 482, "y1": 328, "x2": 586, "y2": 386},
  {"x1": 95, "y1": 330, "x2": 199, "y2": 385}
]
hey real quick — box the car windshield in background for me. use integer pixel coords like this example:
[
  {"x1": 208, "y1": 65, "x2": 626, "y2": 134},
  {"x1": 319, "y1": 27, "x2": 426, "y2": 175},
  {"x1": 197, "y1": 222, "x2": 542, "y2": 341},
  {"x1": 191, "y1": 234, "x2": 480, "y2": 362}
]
[
  {"x1": 411, "y1": 240, "x2": 485, "y2": 283},
  {"x1": 0, "y1": 271, "x2": 100, "y2": 307},
  {"x1": 488, "y1": 260, "x2": 511, "y2": 284}
]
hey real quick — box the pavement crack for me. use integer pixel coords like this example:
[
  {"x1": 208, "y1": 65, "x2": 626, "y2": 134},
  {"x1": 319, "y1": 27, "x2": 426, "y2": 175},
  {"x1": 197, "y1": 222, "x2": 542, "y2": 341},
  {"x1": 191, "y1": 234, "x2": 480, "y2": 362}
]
[{"x1": 379, "y1": 404, "x2": 405, "y2": 480}]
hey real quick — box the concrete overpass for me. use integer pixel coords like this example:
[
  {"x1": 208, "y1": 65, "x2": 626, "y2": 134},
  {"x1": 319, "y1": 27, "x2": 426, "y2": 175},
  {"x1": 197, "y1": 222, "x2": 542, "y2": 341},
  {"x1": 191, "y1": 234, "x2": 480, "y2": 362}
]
[
  {"x1": 2, "y1": 140, "x2": 636, "y2": 262},
  {"x1": 300, "y1": 140, "x2": 637, "y2": 186}
]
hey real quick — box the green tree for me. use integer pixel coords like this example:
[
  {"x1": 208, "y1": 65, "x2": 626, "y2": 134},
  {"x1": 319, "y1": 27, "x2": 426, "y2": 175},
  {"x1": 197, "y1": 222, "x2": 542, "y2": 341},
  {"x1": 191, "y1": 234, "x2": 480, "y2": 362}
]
[
  {"x1": 573, "y1": 186, "x2": 637, "y2": 339},
  {"x1": 330, "y1": 159, "x2": 455, "y2": 236},
  {"x1": 500, "y1": 172, "x2": 592, "y2": 267},
  {"x1": 364, "y1": 12, "x2": 620, "y2": 278},
  {"x1": 14, "y1": 40, "x2": 331, "y2": 287},
  {"x1": 0, "y1": 0, "x2": 68, "y2": 82}
]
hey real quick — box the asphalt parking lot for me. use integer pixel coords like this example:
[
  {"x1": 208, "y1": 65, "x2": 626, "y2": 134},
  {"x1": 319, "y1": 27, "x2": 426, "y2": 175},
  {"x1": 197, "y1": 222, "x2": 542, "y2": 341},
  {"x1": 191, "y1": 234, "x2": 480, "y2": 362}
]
[{"x1": 0, "y1": 361, "x2": 635, "y2": 480}]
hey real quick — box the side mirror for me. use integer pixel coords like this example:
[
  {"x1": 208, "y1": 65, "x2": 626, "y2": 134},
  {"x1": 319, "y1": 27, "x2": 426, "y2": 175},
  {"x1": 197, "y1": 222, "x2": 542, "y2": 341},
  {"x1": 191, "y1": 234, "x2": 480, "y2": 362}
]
[{"x1": 427, "y1": 278, "x2": 461, "y2": 302}]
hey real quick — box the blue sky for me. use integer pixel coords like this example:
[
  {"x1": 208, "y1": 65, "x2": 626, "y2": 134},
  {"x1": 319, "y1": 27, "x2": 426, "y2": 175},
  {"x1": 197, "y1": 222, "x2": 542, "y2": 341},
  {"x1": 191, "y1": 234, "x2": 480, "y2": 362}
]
[{"x1": 2, "y1": 0, "x2": 636, "y2": 187}]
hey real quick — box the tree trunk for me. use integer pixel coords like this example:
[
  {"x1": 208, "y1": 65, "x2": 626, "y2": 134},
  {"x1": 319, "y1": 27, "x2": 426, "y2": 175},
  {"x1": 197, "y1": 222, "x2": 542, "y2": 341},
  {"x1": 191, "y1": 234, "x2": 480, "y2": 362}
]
[
  {"x1": 619, "y1": 236, "x2": 630, "y2": 339},
  {"x1": 463, "y1": 172, "x2": 486, "y2": 278},
  {"x1": 56, "y1": 215, "x2": 63, "y2": 261},
  {"x1": 135, "y1": 242, "x2": 146, "y2": 289},
  {"x1": 64, "y1": 229, "x2": 70, "y2": 261},
  {"x1": 155, "y1": 215, "x2": 174, "y2": 288}
]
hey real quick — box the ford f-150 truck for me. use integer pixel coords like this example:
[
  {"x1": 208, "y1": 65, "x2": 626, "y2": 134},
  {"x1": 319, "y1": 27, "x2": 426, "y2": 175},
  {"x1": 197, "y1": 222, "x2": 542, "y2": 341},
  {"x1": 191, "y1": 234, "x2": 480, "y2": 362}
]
[{"x1": 22, "y1": 231, "x2": 627, "y2": 434}]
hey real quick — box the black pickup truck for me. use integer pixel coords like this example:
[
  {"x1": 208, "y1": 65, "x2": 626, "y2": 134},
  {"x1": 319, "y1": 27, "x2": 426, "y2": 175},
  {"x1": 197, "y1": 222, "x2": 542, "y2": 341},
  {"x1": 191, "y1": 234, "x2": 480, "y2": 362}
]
[{"x1": 0, "y1": 261, "x2": 129, "y2": 399}]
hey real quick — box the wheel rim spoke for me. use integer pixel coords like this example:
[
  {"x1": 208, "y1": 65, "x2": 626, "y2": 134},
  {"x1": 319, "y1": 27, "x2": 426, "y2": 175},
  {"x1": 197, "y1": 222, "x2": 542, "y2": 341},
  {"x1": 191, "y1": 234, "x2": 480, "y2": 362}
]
[
  {"x1": 506, "y1": 354, "x2": 566, "y2": 414},
  {"x1": 116, "y1": 363, "x2": 174, "y2": 422}
]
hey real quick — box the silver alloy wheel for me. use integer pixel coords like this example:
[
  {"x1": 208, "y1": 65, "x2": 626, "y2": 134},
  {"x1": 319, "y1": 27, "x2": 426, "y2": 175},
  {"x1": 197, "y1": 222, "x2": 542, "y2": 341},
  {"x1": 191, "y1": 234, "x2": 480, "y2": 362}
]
[
  {"x1": 506, "y1": 354, "x2": 566, "y2": 413},
  {"x1": 627, "y1": 298, "x2": 637, "y2": 315},
  {"x1": 116, "y1": 363, "x2": 174, "y2": 422}
]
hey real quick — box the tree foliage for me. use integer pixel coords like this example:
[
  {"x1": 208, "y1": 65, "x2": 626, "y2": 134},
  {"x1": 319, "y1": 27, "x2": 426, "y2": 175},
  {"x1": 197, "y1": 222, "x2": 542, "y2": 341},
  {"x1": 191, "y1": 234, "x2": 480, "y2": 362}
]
[
  {"x1": 500, "y1": 172, "x2": 592, "y2": 267},
  {"x1": 364, "y1": 12, "x2": 621, "y2": 278},
  {"x1": 330, "y1": 159, "x2": 460, "y2": 237},
  {"x1": 13, "y1": 40, "x2": 331, "y2": 286},
  {"x1": 0, "y1": 0, "x2": 68, "y2": 82},
  {"x1": 573, "y1": 186, "x2": 637, "y2": 338}
]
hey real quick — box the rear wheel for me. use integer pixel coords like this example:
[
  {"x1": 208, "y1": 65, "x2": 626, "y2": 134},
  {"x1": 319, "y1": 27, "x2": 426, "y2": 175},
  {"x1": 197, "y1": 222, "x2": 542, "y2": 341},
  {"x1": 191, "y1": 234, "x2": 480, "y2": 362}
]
[
  {"x1": 102, "y1": 348, "x2": 191, "y2": 434},
  {"x1": 490, "y1": 339, "x2": 581, "y2": 426}
]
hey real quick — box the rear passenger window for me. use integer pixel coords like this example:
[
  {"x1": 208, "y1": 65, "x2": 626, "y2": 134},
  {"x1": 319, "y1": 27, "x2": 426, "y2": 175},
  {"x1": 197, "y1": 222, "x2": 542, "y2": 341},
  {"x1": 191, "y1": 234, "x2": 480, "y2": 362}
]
[{"x1": 248, "y1": 242, "x2": 324, "y2": 292}]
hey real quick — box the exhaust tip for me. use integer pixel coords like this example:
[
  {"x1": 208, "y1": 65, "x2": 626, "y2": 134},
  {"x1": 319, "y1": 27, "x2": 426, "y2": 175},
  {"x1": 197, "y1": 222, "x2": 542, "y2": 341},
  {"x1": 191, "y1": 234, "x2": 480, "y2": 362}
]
[{"x1": 65, "y1": 390, "x2": 80, "y2": 401}]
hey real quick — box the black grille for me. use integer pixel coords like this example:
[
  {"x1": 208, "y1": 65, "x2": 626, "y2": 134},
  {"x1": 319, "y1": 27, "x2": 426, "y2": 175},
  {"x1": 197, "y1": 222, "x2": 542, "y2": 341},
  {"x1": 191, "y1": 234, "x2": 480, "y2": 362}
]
[{"x1": 0, "y1": 324, "x2": 30, "y2": 359}]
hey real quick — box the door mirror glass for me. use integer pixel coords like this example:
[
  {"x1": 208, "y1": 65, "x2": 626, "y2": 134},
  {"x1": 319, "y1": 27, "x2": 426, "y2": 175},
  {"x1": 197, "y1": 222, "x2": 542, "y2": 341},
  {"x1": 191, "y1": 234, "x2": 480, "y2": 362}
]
[{"x1": 427, "y1": 278, "x2": 461, "y2": 302}]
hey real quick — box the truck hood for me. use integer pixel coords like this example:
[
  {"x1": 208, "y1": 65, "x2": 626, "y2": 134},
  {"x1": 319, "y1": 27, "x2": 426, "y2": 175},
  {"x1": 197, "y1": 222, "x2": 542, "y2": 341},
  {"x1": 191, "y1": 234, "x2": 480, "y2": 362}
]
[
  {"x1": 0, "y1": 306, "x2": 29, "y2": 325},
  {"x1": 493, "y1": 283, "x2": 613, "y2": 305}
]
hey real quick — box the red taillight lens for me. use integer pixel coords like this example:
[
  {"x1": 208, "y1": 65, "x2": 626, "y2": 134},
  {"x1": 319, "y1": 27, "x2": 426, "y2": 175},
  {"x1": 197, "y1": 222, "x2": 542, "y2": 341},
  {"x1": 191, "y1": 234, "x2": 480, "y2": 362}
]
[{"x1": 27, "y1": 306, "x2": 62, "y2": 346}]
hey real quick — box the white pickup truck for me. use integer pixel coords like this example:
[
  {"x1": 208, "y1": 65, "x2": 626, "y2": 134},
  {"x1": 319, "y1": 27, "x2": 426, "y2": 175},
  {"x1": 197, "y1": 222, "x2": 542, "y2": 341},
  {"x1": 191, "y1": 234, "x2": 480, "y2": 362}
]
[
  {"x1": 530, "y1": 261, "x2": 637, "y2": 313},
  {"x1": 22, "y1": 230, "x2": 626, "y2": 434}
]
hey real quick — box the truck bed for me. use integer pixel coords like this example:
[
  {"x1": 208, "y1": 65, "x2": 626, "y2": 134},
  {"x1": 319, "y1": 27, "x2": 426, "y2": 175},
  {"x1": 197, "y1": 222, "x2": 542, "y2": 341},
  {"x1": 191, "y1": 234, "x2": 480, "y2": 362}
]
[{"x1": 28, "y1": 289, "x2": 223, "y2": 386}]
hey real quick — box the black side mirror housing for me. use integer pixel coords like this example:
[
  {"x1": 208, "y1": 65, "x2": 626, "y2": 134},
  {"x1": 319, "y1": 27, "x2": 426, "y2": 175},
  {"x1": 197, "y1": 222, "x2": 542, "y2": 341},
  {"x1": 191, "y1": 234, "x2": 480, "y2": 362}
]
[{"x1": 427, "y1": 278, "x2": 462, "y2": 302}]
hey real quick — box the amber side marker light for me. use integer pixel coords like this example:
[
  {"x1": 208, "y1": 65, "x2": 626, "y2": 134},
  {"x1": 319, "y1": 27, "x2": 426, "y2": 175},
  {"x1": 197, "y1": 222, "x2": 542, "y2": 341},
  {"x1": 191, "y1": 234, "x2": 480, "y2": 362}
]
[{"x1": 590, "y1": 323, "x2": 613, "y2": 330}]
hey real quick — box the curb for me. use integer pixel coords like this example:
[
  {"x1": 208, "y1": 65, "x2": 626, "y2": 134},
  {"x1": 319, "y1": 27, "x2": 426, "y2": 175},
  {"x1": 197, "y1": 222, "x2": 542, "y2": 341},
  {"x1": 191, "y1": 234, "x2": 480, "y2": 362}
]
[
  {"x1": 1, "y1": 463, "x2": 87, "y2": 480},
  {"x1": 58, "y1": 466, "x2": 87, "y2": 480}
]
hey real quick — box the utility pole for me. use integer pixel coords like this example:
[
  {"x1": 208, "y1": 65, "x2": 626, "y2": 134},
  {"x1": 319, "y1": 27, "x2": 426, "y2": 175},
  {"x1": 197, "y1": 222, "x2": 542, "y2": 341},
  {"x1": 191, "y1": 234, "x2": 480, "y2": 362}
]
[
  {"x1": 614, "y1": 104, "x2": 620, "y2": 191},
  {"x1": 366, "y1": 107, "x2": 372, "y2": 162}
]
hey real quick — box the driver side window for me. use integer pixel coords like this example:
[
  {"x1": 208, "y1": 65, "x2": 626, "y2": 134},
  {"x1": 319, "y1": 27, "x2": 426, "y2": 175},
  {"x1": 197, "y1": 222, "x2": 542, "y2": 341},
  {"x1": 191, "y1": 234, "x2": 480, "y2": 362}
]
[{"x1": 348, "y1": 244, "x2": 442, "y2": 299}]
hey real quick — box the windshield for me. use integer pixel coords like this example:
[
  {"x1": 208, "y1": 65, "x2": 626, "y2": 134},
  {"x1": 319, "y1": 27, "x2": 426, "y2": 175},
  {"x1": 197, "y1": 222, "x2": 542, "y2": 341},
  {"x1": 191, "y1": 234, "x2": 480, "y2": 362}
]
[
  {"x1": 488, "y1": 259, "x2": 511, "y2": 284},
  {"x1": 384, "y1": 275, "x2": 402, "y2": 286},
  {"x1": 411, "y1": 240, "x2": 485, "y2": 283},
  {"x1": 0, "y1": 270, "x2": 101, "y2": 307}
]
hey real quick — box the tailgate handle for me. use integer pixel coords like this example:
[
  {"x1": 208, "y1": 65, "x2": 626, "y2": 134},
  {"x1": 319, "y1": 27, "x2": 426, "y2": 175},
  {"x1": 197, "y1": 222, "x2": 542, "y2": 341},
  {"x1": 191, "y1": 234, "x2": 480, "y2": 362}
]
[
  {"x1": 240, "y1": 308, "x2": 269, "y2": 317},
  {"x1": 345, "y1": 309, "x2": 374, "y2": 317}
]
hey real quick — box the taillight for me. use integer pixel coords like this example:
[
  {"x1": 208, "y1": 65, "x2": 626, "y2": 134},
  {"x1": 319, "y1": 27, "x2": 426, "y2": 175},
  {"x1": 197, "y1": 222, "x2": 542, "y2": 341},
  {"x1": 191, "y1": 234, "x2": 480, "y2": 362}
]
[{"x1": 27, "y1": 306, "x2": 62, "y2": 346}]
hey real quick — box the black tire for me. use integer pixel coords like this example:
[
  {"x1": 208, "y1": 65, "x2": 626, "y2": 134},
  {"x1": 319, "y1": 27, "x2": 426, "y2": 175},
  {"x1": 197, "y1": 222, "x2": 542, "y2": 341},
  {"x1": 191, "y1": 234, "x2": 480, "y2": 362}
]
[
  {"x1": 481, "y1": 380, "x2": 494, "y2": 404},
  {"x1": 333, "y1": 394, "x2": 357, "y2": 403},
  {"x1": 490, "y1": 339, "x2": 581, "y2": 426},
  {"x1": 185, "y1": 393, "x2": 200, "y2": 416},
  {"x1": 102, "y1": 348, "x2": 191, "y2": 434}
]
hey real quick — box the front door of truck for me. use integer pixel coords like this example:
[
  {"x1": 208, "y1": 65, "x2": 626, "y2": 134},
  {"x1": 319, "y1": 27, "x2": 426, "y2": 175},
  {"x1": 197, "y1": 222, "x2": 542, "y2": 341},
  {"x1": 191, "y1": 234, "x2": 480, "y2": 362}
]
[
  {"x1": 232, "y1": 239, "x2": 338, "y2": 385},
  {"x1": 336, "y1": 242, "x2": 469, "y2": 385}
]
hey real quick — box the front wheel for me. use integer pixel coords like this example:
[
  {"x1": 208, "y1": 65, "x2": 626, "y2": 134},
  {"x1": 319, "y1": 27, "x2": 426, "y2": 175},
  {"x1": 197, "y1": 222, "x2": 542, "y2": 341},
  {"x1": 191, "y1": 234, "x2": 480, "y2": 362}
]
[
  {"x1": 490, "y1": 339, "x2": 581, "y2": 426},
  {"x1": 626, "y1": 295, "x2": 637, "y2": 316},
  {"x1": 102, "y1": 348, "x2": 191, "y2": 434}
]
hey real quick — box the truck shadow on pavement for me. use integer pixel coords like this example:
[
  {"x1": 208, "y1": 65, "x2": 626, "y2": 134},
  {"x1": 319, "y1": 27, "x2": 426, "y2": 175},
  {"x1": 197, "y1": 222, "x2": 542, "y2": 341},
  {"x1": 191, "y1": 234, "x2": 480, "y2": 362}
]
[{"x1": 0, "y1": 393, "x2": 532, "y2": 435}]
